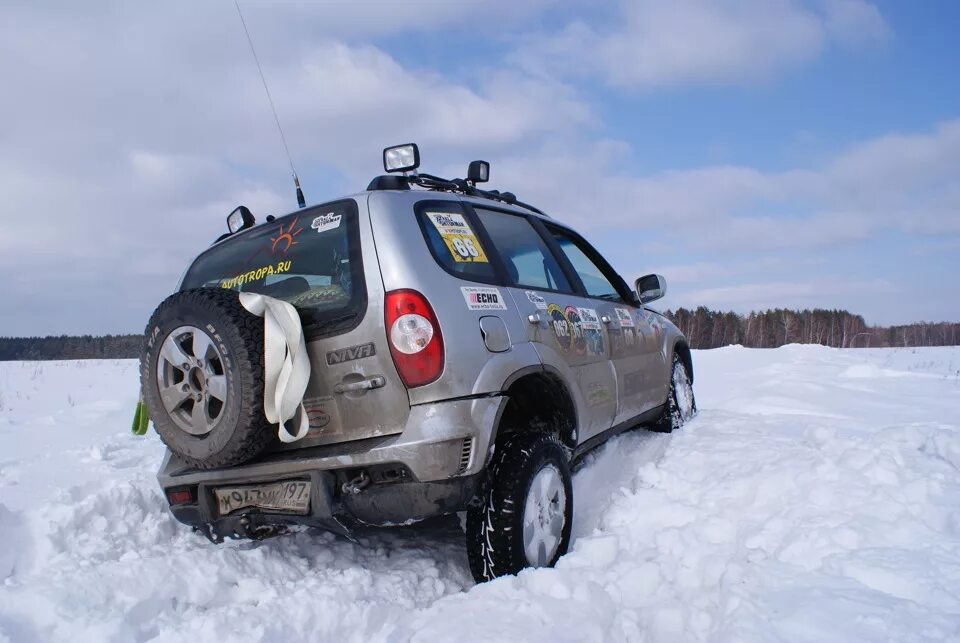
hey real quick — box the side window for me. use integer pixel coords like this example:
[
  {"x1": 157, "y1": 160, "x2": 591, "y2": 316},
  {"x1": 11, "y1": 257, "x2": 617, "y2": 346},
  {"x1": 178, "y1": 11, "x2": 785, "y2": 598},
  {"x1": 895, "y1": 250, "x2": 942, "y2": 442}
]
[
  {"x1": 474, "y1": 208, "x2": 572, "y2": 292},
  {"x1": 416, "y1": 201, "x2": 497, "y2": 283},
  {"x1": 550, "y1": 228, "x2": 623, "y2": 301}
]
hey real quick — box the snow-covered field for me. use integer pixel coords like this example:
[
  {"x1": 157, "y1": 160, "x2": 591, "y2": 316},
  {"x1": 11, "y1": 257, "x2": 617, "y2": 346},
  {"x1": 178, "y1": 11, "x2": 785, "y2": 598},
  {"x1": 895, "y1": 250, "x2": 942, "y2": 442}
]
[{"x1": 1, "y1": 346, "x2": 959, "y2": 642}]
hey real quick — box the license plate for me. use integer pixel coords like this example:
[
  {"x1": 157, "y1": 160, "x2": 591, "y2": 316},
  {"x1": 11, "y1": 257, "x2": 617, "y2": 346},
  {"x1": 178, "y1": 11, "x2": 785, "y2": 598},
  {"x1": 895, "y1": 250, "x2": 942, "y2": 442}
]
[{"x1": 215, "y1": 480, "x2": 311, "y2": 516}]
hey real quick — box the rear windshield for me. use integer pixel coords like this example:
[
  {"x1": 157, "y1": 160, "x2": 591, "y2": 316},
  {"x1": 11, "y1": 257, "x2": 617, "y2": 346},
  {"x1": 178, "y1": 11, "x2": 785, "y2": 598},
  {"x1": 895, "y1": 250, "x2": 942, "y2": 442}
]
[{"x1": 181, "y1": 199, "x2": 365, "y2": 335}]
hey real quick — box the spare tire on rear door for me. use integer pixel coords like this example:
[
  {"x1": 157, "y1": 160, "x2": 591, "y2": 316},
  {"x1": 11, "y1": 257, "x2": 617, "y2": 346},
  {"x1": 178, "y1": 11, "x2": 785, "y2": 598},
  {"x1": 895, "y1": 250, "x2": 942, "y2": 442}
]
[{"x1": 140, "y1": 288, "x2": 274, "y2": 469}]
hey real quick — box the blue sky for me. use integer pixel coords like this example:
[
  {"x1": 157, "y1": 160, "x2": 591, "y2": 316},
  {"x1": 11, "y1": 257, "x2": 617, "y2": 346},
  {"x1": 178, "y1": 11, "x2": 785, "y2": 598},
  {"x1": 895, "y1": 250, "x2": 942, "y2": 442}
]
[{"x1": 1, "y1": 0, "x2": 958, "y2": 335}]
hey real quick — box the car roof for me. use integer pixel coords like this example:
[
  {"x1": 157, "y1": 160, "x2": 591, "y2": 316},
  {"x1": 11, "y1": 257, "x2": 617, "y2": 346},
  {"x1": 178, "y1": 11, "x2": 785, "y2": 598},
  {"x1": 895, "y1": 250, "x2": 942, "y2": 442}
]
[{"x1": 211, "y1": 187, "x2": 563, "y2": 253}]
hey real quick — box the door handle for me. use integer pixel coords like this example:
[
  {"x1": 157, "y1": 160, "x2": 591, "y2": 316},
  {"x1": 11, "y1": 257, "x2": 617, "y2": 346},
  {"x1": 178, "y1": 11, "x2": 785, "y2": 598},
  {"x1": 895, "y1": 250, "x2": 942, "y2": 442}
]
[
  {"x1": 528, "y1": 313, "x2": 541, "y2": 324},
  {"x1": 334, "y1": 375, "x2": 386, "y2": 394}
]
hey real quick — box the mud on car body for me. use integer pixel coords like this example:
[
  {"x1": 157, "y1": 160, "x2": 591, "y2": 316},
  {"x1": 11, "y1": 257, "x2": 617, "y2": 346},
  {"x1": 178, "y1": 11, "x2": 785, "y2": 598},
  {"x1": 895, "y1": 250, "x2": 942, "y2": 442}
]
[{"x1": 144, "y1": 144, "x2": 696, "y2": 582}]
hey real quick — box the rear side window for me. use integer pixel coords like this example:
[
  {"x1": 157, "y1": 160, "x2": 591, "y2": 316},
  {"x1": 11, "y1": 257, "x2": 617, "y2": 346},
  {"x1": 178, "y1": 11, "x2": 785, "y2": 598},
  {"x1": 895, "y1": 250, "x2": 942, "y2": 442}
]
[
  {"x1": 474, "y1": 208, "x2": 572, "y2": 293},
  {"x1": 416, "y1": 201, "x2": 498, "y2": 283},
  {"x1": 181, "y1": 200, "x2": 365, "y2": 334}
]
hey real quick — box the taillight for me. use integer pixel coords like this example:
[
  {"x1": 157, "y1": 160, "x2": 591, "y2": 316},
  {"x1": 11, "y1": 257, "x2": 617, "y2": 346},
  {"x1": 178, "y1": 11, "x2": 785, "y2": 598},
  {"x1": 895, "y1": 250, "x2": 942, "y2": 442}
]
[
  {"x1": 384, "y1": 289, "x2": 444, "y2": 387},
  {"x1": 166, "y1": 488, "x2": 194, "y2": 505}
]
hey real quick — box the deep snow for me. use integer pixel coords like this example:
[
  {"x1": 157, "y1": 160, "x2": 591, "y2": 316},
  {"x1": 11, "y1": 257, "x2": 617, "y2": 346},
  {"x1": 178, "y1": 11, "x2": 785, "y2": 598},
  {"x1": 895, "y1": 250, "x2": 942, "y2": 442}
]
[{"x1": 1, "y1": 346, "x2": 959, "y2": 642}]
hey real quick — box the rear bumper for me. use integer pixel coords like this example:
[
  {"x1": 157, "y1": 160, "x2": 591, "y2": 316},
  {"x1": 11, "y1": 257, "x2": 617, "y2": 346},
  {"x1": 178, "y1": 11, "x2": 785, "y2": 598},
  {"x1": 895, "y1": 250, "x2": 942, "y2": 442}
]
[{"x1": 157, "y1": 395, "x2": 505, "y2": 537}]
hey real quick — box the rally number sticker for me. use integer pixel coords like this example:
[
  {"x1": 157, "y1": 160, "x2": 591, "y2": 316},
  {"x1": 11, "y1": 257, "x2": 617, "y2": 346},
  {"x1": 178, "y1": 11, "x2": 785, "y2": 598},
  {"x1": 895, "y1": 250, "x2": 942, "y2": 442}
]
[{"x1": 426, "y1": 212, "x2": 489, "y2": 263}]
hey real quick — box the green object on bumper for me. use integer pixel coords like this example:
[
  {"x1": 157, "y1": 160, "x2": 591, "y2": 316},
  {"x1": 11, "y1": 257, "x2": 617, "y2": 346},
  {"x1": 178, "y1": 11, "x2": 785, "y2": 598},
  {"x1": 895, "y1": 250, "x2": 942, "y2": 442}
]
[{"x1": 132, "y1": 396, "x2": 149, "y2": 436}]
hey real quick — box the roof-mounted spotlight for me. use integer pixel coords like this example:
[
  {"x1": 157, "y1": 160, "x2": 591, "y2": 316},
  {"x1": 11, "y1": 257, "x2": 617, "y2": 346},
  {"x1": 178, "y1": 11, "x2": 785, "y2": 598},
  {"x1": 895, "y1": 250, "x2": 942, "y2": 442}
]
[
  {"x1": 383, "y1": 143, "x2": 420, "y2": 173},
  {"x1": 227, "y1": 205, "x2": 255, "y2": 234},
  {"x1": 467, "y1": 160, "x2": 489, "y2": 184}
]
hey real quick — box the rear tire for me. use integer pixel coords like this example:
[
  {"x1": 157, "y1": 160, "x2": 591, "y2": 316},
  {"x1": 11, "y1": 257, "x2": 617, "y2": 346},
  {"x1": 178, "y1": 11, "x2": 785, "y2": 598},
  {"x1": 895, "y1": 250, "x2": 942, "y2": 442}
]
[
  {"x1": 650, "y1": 352, "x2": 697, "y2": 433},
  {"x1": 466, "y1": 433, "x2": 573, "y2": 582},
  {"x1": 141, "y1": 288, "x2": 275, "y2": 468}
]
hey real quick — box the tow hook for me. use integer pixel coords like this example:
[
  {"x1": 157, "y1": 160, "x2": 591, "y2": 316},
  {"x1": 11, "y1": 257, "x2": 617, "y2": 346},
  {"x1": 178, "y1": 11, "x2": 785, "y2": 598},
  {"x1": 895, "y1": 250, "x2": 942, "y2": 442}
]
[
  {"x1": 341, "y1": 471, "x2": 371, "y2": 495},
  {"x1": 239, "y1": 514, "x2": 288, "y2": 540}
]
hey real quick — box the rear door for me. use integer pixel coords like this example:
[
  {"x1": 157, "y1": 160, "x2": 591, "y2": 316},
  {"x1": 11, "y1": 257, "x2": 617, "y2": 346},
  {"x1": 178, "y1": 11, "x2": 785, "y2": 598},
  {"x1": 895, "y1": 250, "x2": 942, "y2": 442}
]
[
  {"x1": 180, "y1": 198, "x2": 411, "y2": 449},
  {"x1": 471, "y1": 207, "x2": 618, "y2": 440},
  {"x1": 544, "y1": 223, "x2": 665, "y2": 425}
]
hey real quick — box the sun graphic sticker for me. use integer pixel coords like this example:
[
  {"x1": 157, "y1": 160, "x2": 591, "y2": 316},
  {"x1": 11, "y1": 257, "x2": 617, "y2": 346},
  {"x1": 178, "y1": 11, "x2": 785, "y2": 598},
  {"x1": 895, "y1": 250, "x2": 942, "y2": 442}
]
[{"x1": 270, "y1": 218, "x2": 303, "y2": 255}]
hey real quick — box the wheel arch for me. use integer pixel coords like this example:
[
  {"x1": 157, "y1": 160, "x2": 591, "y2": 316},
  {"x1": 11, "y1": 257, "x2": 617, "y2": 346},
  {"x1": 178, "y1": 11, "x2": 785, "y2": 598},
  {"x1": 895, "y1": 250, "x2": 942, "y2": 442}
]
[
  {"x1": 492, "y1": 365, "x2": 579, "y2": 451},
  {"x1": 673, "y1": 340, "x2": 694, "y2": 384}
]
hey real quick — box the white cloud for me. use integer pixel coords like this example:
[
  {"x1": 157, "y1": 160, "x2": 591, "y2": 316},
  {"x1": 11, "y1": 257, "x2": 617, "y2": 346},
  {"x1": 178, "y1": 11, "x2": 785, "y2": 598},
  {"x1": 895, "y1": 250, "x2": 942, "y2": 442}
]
[
  {"x1": 516, "y1": 0, "x2": 889, "y2": 88},
  {"x1": 0, "y1": 1, "x2": 591, "y2": 335},
  {"x1": 486, "y1": 119, "x2": 960, "y2": 252},
  {"x1": 0, "y1": 1, "x2": 952, "y2": 333}
]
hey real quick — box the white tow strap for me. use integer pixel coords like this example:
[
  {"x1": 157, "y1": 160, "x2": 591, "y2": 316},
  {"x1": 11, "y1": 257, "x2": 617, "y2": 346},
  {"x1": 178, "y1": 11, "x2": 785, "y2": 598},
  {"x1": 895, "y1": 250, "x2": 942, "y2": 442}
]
[{"x1": 239, "y1": 293, "x2": 310, "y2": 443}]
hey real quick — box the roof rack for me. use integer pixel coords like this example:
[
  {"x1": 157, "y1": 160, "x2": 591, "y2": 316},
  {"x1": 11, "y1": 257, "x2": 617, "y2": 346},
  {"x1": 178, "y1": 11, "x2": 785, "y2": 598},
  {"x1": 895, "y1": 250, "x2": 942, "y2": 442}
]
[{"x1": 367, "y1": 143, "x2": 548, "y2": 217}]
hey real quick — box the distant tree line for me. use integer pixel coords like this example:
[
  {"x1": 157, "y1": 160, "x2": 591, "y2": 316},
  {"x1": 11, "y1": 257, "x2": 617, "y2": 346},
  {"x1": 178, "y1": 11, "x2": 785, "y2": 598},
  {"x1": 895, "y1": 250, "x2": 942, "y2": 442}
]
[
  {"x1": 664, "y1": 307, "x2": 960, "y2": 349},
  {"x1": 1, "y1": 308, "x2": 958, "y2": 360},
  {"x1": 0, "y1": 335, "x2": 142, "y2": 361}
]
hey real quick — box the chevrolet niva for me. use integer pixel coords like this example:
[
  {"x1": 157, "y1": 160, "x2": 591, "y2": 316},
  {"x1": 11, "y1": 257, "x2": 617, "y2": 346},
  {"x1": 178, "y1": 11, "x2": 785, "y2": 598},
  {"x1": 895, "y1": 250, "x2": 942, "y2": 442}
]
[{"x1": 141, "y1": 144, "x2": 696, "y2": 582}]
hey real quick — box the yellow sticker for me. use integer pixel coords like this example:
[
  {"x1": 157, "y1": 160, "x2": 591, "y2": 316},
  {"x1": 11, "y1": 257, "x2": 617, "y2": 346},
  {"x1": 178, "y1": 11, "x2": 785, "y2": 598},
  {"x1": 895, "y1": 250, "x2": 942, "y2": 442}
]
[
  {"x1": 220, "y1": 260, "x2": 292, "y2": 289},
  {"x1": 425, "y1": 212, "x2": 489, "y2": 263}
]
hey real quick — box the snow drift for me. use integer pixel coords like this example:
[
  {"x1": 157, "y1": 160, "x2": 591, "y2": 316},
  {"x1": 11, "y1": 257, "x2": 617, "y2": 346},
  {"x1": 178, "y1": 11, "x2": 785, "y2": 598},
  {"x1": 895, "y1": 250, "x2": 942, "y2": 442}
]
[{"x1": 1, "y1": 346, "x2": 958, "y2": 641}]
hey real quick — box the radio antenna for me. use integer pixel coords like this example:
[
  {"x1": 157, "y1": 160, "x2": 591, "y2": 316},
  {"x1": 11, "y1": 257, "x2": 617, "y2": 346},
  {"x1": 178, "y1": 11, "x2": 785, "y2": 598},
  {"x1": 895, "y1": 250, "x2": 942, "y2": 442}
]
[{"x1": 234, "y1": 0, "x2": 306, "y2": 208}]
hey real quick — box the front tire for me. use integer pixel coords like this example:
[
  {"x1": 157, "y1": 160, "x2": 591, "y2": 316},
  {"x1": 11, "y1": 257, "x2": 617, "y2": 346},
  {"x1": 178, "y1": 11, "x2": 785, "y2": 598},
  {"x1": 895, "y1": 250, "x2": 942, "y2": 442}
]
[
  {"x1": 466, "y1": 433, "x2": 573, "y2": 582},
  {"x1": 650, "y1": 352, "x2": 697, "y2": 433}
]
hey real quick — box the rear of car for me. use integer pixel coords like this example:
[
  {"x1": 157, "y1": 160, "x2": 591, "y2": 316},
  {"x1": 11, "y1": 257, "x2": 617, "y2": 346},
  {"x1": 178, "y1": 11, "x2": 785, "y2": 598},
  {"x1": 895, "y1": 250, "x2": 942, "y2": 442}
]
[{"x1": 157, "y1": 193, "x2": 511, "y2": 539}]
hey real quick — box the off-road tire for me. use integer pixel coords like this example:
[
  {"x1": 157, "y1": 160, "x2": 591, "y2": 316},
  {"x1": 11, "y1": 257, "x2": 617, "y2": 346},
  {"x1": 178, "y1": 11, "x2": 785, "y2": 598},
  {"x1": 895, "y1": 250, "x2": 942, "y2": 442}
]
[
  {"x1": 141, "y1": 288, "x2": 274, "y2": 468},
  {"x1": 466, "y1": 432, "x2": 573, "y2": 582},
  {"x1": 649, "y1": 352, "x2": 697, "y2": 433}
]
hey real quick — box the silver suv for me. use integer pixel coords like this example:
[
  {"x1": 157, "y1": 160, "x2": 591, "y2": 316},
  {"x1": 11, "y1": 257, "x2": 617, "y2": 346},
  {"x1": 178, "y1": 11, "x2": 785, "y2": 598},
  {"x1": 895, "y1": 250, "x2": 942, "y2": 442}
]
[{"x1": 143, "y1": 144, "x2": 696, "y2": 582}]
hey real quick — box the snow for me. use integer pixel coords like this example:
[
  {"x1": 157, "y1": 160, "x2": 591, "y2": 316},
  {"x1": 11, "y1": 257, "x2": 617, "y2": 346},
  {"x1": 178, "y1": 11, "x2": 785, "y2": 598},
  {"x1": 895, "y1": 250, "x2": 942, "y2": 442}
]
[{"x1": 1, "y1": 346, "x2": 959, "y2": 641}]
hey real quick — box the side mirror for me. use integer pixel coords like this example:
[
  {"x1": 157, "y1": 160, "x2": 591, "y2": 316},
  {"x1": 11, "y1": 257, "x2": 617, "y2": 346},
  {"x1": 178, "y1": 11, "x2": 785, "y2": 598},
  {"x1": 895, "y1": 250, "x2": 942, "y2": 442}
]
[{"x1": 635, "y1": 274, "x2": 667, "y2": 304}]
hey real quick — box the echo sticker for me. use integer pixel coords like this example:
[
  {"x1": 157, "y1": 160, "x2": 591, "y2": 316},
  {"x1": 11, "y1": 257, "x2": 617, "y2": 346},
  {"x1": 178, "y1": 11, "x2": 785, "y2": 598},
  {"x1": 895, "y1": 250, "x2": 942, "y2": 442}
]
[{"x1": 461, "y1": 286, "x2": 507, "y2": 310}]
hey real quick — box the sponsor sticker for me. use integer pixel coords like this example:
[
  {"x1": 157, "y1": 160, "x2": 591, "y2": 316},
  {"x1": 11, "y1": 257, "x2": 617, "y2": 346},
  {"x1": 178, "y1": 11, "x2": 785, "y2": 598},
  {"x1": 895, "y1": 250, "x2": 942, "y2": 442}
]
[
  {"x1": 525, "y1": 290, "x2": 548, "y2": 310},
  {"x1": 426, "y1": 212, "x2": 489, "y2": 263},
  {"x1": 577, "y1": 307, "x2": 602, "y2": 330},
  {"x1": 303, "y1": 396, "x2": 341, "y2": 438},
  {"x1": 547, "y1": 303, "x2": 572, "y2": 352},
  {"x1": 615, "y1": 307, "x2": 635, "y2": 327},
  {"x1": 220, "y1": 260, "x2": 292, "y2": 289},
  {"x1": 586, "y1": 382, "x2": 612, "y2": 407},
  {"x1": 461, "y1": 286, "x2": 507, "y2": 310},
  {"x1": 311, "y1": 213, "x2": 342, "y2": 233},
  {"x1": 564, "y1": 305, "x2": 587, "y2": 355},
  {"x1": 609, "y1": 327, "x2": 625, "y2": 355}
]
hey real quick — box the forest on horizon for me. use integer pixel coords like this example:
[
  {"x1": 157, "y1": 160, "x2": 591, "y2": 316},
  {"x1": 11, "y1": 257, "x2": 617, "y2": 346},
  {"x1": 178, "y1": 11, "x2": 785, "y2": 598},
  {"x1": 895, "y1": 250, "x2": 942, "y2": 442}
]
[{"x1": 1, "y1": 307, "x2": 958, "y2": 360}]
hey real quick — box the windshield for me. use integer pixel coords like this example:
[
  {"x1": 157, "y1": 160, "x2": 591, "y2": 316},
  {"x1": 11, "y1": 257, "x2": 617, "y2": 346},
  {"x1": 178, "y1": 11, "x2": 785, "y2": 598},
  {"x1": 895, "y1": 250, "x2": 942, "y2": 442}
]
[{"x1": 180, "y1": 199, "x2": 365, "y2": 335}]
